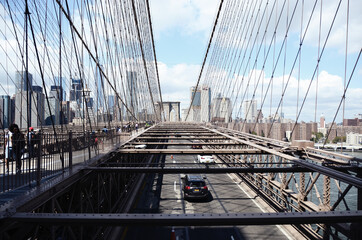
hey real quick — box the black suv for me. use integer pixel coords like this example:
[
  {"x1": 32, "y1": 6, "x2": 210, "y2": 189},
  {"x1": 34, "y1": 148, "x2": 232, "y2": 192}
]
[{"x1": 182, "y1": 175, "x2": 209, "y2": 200}]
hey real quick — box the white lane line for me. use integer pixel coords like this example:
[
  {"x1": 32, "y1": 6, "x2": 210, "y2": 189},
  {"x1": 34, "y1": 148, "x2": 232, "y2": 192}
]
[
  {"x1": 230, "y1": 235, "x2": 235, "y2": 240},
  {"x1": 174, "y1": 181, "x2": 177, "y2": 192},
  {"x1": 227, "y1": 173, "x2": 294, "y2": 240}
]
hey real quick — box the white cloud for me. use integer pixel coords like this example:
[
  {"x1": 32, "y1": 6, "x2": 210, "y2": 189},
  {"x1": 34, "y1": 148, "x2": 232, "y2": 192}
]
[
  {"x1": 196, "y1": 67, "x2": 361, "y2": 122},
  {"x1": 158, "y1": 61, "x2": 200, "y2": 109},
  {"x1": 302, "y1": 0, "x2": 362, "y2": 54},
  {"x1": 149, "y1": 0, "x2": 220, "y2": 38}
]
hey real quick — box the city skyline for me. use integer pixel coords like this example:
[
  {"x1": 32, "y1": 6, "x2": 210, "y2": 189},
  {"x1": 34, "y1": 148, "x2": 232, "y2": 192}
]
[
  {"x1": 150, "y1": 0, "x2": 362, "y2": 122},
  {"x1": 0, "y1": 1, "x2": 361, "y2": 124}
]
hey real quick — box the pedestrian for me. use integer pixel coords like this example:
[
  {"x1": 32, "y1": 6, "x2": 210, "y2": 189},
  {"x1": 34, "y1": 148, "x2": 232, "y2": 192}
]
[
  {"x1": 94, "y1": 136, "x2": 98, "y2": 146},
  {"x1": 27, "y1": 127, "x2": 35, "y2": 158},
  {"x1": 4, "y1": 127, "x2": 14, "y2": 174},
  {"x1": 135, "y1": 123, "x2": 138, "y2": 132},
  {"x1": 11, "y1": 124, "x2": 25, "y2": 174}
]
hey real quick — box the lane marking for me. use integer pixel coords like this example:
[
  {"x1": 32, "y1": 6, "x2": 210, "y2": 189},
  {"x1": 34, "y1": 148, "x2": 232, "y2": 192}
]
[{"x1": 227, "y1": 173, "x2": 294, "y2": 240}]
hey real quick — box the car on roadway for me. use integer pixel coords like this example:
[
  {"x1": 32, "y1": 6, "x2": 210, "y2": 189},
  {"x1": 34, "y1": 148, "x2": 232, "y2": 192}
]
[
  {"x1": 197, "y1": 155, "x2": 214, "y2": 164},
  {"x1": 182, "y1": 175, "x2": 210, "y2": 200},
  {"x1": 134, "y1": 144, "x2": 147, "y2": 149},
  {"x1": 191, "y1": 140, "x2": 202, "y2": 149}
]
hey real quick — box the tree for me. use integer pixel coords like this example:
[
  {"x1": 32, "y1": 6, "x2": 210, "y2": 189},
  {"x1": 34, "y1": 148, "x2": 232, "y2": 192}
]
[
  {"x1": 311, "y1": 131, "x2": 324, "y2": 143},
  {"x1": 332, "y1": 136, "x2": 346, "y2": 143}
]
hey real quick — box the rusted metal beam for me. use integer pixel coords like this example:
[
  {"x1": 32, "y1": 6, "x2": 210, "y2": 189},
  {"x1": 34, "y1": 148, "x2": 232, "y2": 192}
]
[
  {"x1": 205, "y1": 126, "x2": 362, "y2": 189},
  {"x1": 126, "y1": 142, "x2": 242, "y2": 146},
  {"x1": 6, "y1": 211, "x2": 362, "y2": 225},
  {"x1": 84, "y1": 166, "x2": 312, "y2": 173},
  {"x1": 117, "y1": 149, "x2": 263, "y2": 154},
  {"x1": 136, "y1": 136, "x2": 228, "y2": 140}
]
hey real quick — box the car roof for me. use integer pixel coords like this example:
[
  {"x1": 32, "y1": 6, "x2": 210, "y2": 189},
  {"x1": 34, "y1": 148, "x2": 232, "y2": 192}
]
[{"x1": 186, "y1": 175, "x2": 204, "y2": 181}]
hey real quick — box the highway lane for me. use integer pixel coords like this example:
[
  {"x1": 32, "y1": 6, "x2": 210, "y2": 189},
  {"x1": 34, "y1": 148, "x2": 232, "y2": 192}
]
[{"x1": 124, "y1": 140, "x2": 293, "y2": 240}]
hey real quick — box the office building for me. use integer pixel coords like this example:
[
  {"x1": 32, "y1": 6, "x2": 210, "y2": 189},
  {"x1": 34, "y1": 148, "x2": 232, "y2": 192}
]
[
  {"x1": 320, "y1": 114, "x2": 325, "y2": 128},
  {"x1": 31, "y1": 86, "x2": 44, "y2": 127},
  {"x1": 54, "y1": 77, "x2": 67, "y2": 101},
  {"x1": 15, "y1": 71, "x2": 33, "y2": 92},
  {"x1": 188, "y1": 86, "x2": 201, "y2": 122},
  {"x1": 243, "y1": 100, "x2": 257, "y2": 123},
  {"x1": 200, "y1": 86, "x2": 211, "y2": 122},
  {"x1": 70, "y1": 78, "x2": 83, "y2": 103},
  {"x1": 45, "y1": 86, "x2": 61, "y2": 125},
  {"x1": 96, "y1": 65, "x2": 105, "y2": 112},
  {"x1": 346, "y1": 132, "x2": 362, "y2": 145},
  {"x1": 126, "y1": 71, "x2": 138, "y2": 120},
  {"x1": 0, "y1": 95, "x2": 11, "y2": 129},
  {"x1": 211, "y1": 96, "x2": 232, "y2": 123}
]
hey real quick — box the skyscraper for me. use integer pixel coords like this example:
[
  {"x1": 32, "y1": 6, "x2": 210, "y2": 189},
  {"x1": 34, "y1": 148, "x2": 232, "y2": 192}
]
[
  {"x1": 200, "y1": 86, "x2": 211, "y2": 122},
  {"x1": 320, "y1": 114, "x2": 325, "y2": 128},
  {"x1": 211, "y1": 96, "x2": 232, "y2": 123},
  {"x1": 15, "y1": 71, "x2": 33, "y2": 92},
  {"x1": 54, "y1": 77, "x2": 67, "y2": 101},
  {"x1": 14, "y1": 71, "x2": 33, "y2": 129},
  {"x1": 0, "y1": 95, "x2": 11, "y2": 129},
  {"x1": 45, "y1": 86, "x2": 61, "y2": 125},
  {"x1": 70, "y1": 78, "x2": 82, "y2": 103},
  {"x1": 126, "y1": 71, "x2": 137, "y2": 120},
  {"x1": 243, "y1": 100, "x2": 257, "y2": 123},
  {"x1": 31, "y1": 86, "x2": 44, "y2": 127},
  {"x1": 189, "y1": 86, "x2": 201, "y2": 122},
  {"x1": 96, "y1": 65, "x2": 105, "y2": 113}
]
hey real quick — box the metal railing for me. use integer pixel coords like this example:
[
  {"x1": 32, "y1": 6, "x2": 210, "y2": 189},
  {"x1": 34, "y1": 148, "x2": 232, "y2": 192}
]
[{"x1": 0, "y1": 128, "x2": 130, "y2": 193}]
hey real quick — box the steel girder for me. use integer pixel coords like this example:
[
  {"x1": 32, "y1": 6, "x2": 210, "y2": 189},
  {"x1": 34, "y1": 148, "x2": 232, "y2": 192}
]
[
  {"x1": 205, "y1": 126, "x2": 362, "y2": 189},
  {"x1": 4, "y1": 211, "x2": 362, "y2": 226},
  {"x1": 118, "y1": 148, "x2": 263, "y2": 154},
  {"x1": 84, "y1": 166, "x2": 315, "y2": 173}
]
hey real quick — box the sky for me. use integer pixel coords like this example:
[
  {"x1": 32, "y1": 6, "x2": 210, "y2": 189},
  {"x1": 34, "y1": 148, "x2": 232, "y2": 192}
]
[
  {"x1": 149, "y1": 0, "x2": 362, "y2": 123},
  {"x1": 0, "y1": 0, "x2": 360, "y2": 124}
]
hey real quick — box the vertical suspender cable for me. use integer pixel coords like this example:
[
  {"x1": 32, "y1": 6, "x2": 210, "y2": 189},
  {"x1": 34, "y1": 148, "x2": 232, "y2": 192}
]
[
  {"x1": 314, "y1": 0, "x2": 323, "y2": 123},
  {"x1": 185, "y1": 0, "x2": 224, "y2": 122}
]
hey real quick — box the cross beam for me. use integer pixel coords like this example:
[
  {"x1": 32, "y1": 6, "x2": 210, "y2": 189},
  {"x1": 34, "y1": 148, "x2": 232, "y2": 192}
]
[
  {"x1": 84, "y1": 166, "x2": 312, "y2": 173},
  {"x1": 6, "y1": 211, "x2": 362, "y2": 226},
  {"x1": 117, "y1": 149, "x2": 263, "y2": 154},
  {"x1": 127, "y1": 142, "x2": 241, "y2": 145}
]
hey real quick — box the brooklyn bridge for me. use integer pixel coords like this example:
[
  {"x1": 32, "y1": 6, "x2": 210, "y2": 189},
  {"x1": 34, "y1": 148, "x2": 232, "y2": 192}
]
[{"x1": 0, "y1": 0, "x2": 361, "y2": 239}]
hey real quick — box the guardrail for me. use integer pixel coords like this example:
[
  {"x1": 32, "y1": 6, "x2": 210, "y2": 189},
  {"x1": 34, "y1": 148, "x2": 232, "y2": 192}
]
[{"x1": 0, "y1": 129, "x2": 131, "y2": 194}]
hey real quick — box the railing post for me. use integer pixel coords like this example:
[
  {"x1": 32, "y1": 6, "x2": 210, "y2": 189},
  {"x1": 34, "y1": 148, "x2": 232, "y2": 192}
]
[
  {"x1": 87, "y1": 131, "x2": 91, "y2": 160},
  {"x1": 36, "y1": 131, "x2": 42, "y2": 186},
  {"x1": 351, "y1": 168, "x2": 362, "y2": 239},
  {"x1": 69, "y1": 131, "x2": 72, "y2": 169}
]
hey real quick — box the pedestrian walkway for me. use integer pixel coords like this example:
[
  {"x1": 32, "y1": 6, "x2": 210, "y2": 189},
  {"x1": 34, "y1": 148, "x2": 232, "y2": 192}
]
[{"x1": 0, "y1": 129, "x2": 141, "y2": 197}]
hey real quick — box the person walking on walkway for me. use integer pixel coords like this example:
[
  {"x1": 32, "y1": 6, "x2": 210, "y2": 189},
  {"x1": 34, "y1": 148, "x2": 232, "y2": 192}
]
[
  {"x1": 11, "y1": 124, "x2": 25, "y2": 174},
  {"x1": 27, "y1": 127, "x2": 35, "y2": 158},
  {"x1": 4, "y1": 126, "x2": 14, "y2": 174}
]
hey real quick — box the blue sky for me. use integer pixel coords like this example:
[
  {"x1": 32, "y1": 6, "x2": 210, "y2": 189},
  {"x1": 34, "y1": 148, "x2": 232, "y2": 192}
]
[
  {"x1": 149, "y1": 0, "x2": 362, "y2": 123},
  {"x1": 0, "y1": 0, "x2": 360, "y2": 123}
]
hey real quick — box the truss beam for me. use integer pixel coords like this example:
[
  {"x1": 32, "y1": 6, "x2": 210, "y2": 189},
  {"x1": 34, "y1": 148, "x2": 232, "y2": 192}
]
[
  {"x1": 5, "y1": 211, "x2": 362, "y2": 226},
  {"x1": 118, "y1": 149, "x2": 263, "y2": 154},
  {"x1": 84, "y1": 166, "x2": 313, "y2": 174}
]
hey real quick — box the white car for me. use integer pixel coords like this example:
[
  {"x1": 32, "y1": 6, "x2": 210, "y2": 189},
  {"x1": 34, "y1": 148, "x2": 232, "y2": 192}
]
[
  {"x1": 134, "y1": 144, "x2": 147, "y2": 149},
  {"x1": 197, "y1": 155, "x2": 214, "y2": 164}
]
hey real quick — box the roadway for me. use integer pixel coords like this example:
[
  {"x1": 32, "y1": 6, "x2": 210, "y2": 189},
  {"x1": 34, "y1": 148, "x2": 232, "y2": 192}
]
[{"x1": 122, "y1": 139, "x2": 293, "y2": 240}]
